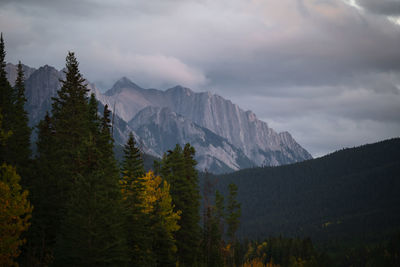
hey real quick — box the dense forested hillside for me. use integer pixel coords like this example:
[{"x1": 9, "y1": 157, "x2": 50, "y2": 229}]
[{"x1": 212, "y1": 138, "x2": 400, "y2": 245}]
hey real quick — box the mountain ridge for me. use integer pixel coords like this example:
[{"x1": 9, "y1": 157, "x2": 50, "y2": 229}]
[
  {"x1": 97, "y1": 77, "x2": 312, "y2": 168},
  {"x1": 6, "y1": 63, "x2": 312, "y2": 173}
]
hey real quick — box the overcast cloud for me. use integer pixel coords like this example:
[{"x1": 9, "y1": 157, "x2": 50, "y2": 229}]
[{"x1": 1, "y1": 0, "x2": 399, "y2": 156}]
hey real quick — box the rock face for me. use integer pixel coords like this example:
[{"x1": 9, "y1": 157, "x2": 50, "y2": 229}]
[
  {"x1": 7, "y1": 64, "x2": 312, "y2": 173},
  {"x1": 129, "y1": 106, "x2": 254, "y2": 173},
  {"x1": 24, "y1": 65, "x2": 64, "y2": 126},
  {"x1": 97, "y1": 78, "x2": 312, "y2": 168},
  {"x1": 5, "y1": 63, "x2": 36, "y2": 87}
]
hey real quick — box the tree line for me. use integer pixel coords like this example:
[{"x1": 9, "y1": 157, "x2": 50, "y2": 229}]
[{"x1": 0, "y1": 33, "x2": 241, "y2": 266}]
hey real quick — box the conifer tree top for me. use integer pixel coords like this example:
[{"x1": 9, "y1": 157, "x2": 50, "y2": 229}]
[
  {"x1": 0, "y1": 33, "x2": 7, "y2": 80},
  {"x1": 15, "y1": 61, "x2": 27, "y2": 104}
]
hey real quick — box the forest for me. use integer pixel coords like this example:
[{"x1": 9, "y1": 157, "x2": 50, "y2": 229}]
[
  {"x1": 0, "y1": 34, "x2": 242, "y2": 267},
  {"x1": 1, "y1": 33, "x2": 400, "y2": 267}
]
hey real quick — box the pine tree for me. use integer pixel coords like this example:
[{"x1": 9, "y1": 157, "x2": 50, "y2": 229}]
[
  {"x1": 25, "y1": 113, "x2": 59, "y2": 266},
  {"x1": 159, "y1": 143, "x2": 201, "y2": 266},
  {"x1": 120, "y1": 133, "x2": 151, "y2": 266},
  {"x1": 54, "y1": 136, "x2": 128, "y2": 266},
  {"x1": 226, "y1": 183, "x2": 241, "y2": 242},
  {"x1": 201, "y1": 184, "x2": 225, "y2": 267},
  {"x1": 0, "y1": 113, "x2": 32, "y2": 266},
  {"x1": 30, "y1": 52, "x2": 128, "y2": 265},
  {"x1": 122, "y1": 132, "x2": 144, "y2": 179},
  {"x1": 226, "y1": 183, "x2": 241, "y2": 267},
  {"x1": 7, "y1": 61, "x2": 32, "y2": 182},
  {"x1": 52, "y1": 65, "x2": 128, "y2": 266},
  {"x1": 0, "y1": 33, "x2": 16, "y2": 164},
  {"x1": 27, "y1": 52, "x2": 91, "y2": 264}
]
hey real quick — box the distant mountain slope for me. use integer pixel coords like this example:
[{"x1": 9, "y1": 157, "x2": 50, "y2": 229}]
[
  {"x1": 129, "y1": 106, "x2": 254, "y2": 173},
  {"x1": 6, "y1": 63, "x2": 311, "y2": 173},
  {"x1": 212, "y1": 138, "x2": 400, "y2": 243},
  {"x1": 6, "y1": 63, "x2": 36, "y2": 86},
  {"x1": 97, "y1": 77, "x2": 312, "y2": 167}
]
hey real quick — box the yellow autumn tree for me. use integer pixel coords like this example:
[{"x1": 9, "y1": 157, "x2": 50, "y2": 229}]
[
  {"x1": 141, "y1": 170, "x2": 181, "y2": 234},
  {"x1": 0, "y1": 163, "x2": 32, "y2": 266},
  {"x1": 122, "y1": 170, "x2": 181, "y2": 265},
  {"x1": 141, "y1": 171, "x2": 181, "y2": 265}
]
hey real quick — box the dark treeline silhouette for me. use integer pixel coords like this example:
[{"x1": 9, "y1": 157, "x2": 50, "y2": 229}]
[{"x1": 211, "y1": 138, "x2": 400, "y2": 244}]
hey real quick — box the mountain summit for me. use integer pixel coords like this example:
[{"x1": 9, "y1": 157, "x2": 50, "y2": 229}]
[
  {"x1": 7, "y1": 65, "x2": 312, "y2": 173},
  {"x1": 95, "y1": 77, "x2": 312, "y2": 171}
]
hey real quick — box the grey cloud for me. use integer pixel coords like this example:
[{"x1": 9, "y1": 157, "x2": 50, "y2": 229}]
[
  {"x1": 1, "y1": 0, "x2": 400, "y2": 156},
  {"x1": 357, "y1": 0, "x2": 400, "y2": 16},
  {"x1": 0, "y1": 0, "x2": 103, "y2": 18}
]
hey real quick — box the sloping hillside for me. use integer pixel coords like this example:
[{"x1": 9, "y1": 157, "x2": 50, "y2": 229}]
[{"x1": 212, "y1": 138, "x2": 400, "y2": 244}]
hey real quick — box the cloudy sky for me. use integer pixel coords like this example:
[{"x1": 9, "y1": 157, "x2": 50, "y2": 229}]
[{"x1": 1, "y1": 0, "x2": 399, "y2": 156}]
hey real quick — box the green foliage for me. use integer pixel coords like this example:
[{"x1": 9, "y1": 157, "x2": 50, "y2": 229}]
[
  {"x1": 24, "y1": 113, "x2": 59, "y2": 265},
  {"x1": 0, "y1": 35, "x2": 31, "y2": 177},
  {"x1": 120, "y1": 133, "x2": 151, "y2": 266},
  {"x1": 225, "y1": 183, "x2": 241, "y2": 267},
  {"x1": 200, "y1": 171, "x2": 225, "y2": 267},
  {"x1": 226, "y1": 183, "x2": 241, "y2": 242},
  {"x1": 7, "y1": 61, "x2": 32, "y2": 178},
  {"x1": 0, "y1": 34, "x2": 14, "y2": 147},
  {"x1": 54, "y1": 137, "x2": 128, "y2": 266},
  {"x1": 27, "y1": 52, "x2": 128, "y2": 266},
  {"x1": 0, "y1": 34, "x2": 33, "y2": 265},
  {"x1": 122, "y1": 132, "x2": 145, "y2": 179},
  {"x1": 213, "y1": 138, "x2": 400, "y2": 245},
  {"x1": 158, "y1": 143, "x2": 201, "y2": 266},
  {"x1": 121, "y1": 136, "x2": 181, "y2": 267},
  {"x1": 201, "y1": 205, "x2": 225, "y2": 267}
]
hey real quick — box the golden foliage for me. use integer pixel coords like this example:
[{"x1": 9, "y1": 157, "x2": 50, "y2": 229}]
[
  {"x1": 243, "y1": 258, "x2": 281, "y2": 267},
  {"x1": 121, "y1": 170, "x2": 181, "y2": 236},
  {"x1": 140, "y1": 171, "x2": 181, "y2": 233},
  {"x1": 0, "y1": 164, "x2": 32, "y2": 266}
]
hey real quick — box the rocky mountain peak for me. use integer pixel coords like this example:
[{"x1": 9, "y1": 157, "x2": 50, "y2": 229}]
[
  {"x1": 105, "y1": 77, "x2": 142, "y2": 96},
  {"x1": 11, "y1": 63, "x2": 312, "y2": 173},
  {"x1": 166, "y1": 85, "x2": 194, "y2": 96},
  {"x1": 5, "y1": 62, "x2": 36, "y2": 86}
]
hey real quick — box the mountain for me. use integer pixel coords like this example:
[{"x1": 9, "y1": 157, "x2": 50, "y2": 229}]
[
  {"x1": 128, "y1": 106, "x2": 254, "y2": 173},
  {"x1": 6, "y1": 63, "x2": 312, "y2": 173},
  {"x1": 96, "y1": 77, "x2": 312, "y2": 167},
  {"x1": 24, "y1": 65, "x2": 64, "y2": 127},
  {"x1": 6, "y1": 63, "x2": 36, "y2": 86},
  {"x1": 211, "y1": 138, "x2": 400, "y2": 244}
]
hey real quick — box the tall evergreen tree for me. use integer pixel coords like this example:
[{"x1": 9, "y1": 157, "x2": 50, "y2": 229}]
[
  {"x1": 26, "y1": 52, "x2": 91, "y2": 264},
  {"x1": 0, "y1": 113, "x2": 32, "y2": 266},
  {"x1": 29, "y1": 52, "x2": 127, "y2": 265},
  {"x1": 0, "y1": 33, "x2": 33, "y2": 266},
  {"x1": 122, "y1": 132, "x2": 145, "y2": 179},
  {"x1": 7, "y1": 61, "x2": 32, "y2": 181},
  {"x1": 54, "y1": 135, "x2": 128, "y2": 266},
  {"x1": 226, "y1": 183, "x2": 241, "y2": 267},
  {"x1": 51, "y1": 52, "x2": 90, "y2": 180},
  {"x1": 201, "y1": 178, "x2": 225, "y2": 267},
  {"x1": 120, "y1": 133, "x2": 151, "y2": 266},
  {"x1": 226, "y1": 183, "x2": 241, "y2": 242},
  {"x1": 0, "y1": 33, "x2": 16, "y2": 164},
  {"x1": 159, "y1": 143, "x2": 201, "y2": 266},
  {"x1": 25, "y1": 113, "x2": 58, "y2": 266},
  {"x1": 52, "y1": 61, "x2": 128, "y2": 266}
]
